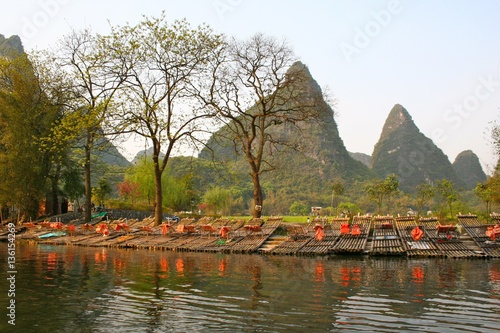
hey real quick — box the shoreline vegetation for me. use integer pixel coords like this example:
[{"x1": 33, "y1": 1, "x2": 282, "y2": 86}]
[{"x1": 1, "y1": 209, "x2": 499, "y2": 259}]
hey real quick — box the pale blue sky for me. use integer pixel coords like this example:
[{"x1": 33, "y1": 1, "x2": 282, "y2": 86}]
[{"x1": 1, "y1": 0, "x2": 499, "y2": 173}]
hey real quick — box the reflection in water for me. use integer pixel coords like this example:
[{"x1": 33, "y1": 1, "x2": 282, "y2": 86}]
[
  {"x1": 412, "y1": 265, "x2": 424, "y2": 284},
  {"x1": 0, "y1": 243, "x2": 498, "y2": 333},
  {"x1": 175, "y1": 258, "x2": 185, "y2": 276},
  {"x1": 314, "y1": 261, "x2": 325, "y2": 282},
  {"x1": 218, "y1": 258, "x2": 227, "y2": 276}
]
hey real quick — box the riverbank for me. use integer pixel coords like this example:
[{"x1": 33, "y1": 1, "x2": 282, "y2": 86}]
[{"x1": 2, "y1": 212, "x2": 499, "y2": 259}]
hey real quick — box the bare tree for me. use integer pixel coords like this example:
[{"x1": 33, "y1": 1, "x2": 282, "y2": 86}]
[
  {"x1": 109, "y1": 16, "x2": 224, "y2": 225},
  {"x1": 202, "y1": 33, "x2": 324, "y2": 218}
]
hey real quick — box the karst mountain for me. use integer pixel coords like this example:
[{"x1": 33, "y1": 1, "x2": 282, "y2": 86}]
[
  {"x1": 370, "y1": 104, "x2": 466, "y2": 192},
  {"x1": 199, "y1": 62, "x2": 374, "y2": 209},
  {"x1": 2, "y1": 32, "x2": 488, "y2": 209},
  {"x1": 452, "y1": 150, "x2": 487, "y2": 190}
]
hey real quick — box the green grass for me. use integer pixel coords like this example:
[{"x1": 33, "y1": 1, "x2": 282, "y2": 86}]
[
  {"x1": 220, "y1": 215, "x2": 311, "y2": 224},
  {"x1": 281, "y1": 216, "x2": 310, "y2": 224}
]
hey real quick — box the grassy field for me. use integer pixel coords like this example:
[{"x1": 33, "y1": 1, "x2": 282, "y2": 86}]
[{"x1": 222, "y1": 216, "x2": 311, "y2": 224}]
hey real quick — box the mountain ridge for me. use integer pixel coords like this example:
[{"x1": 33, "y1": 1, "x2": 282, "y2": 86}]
[
  {"x1": 1, "y1": 34, "x2": 488, "y2": 202},
  {"x1": 452, "y1": 150, "x2": 487, "y2": 190},
  {"x1": 0, "y1": 34, "x2": 24, "y2": 56},
  {"x1": 371, "y1": 104, "x2": 466, "y2": 191}
]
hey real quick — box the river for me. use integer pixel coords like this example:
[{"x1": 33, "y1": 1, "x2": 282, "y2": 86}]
[{"x1": 0, "y1": 242, "x2": 499, "y2": 332}]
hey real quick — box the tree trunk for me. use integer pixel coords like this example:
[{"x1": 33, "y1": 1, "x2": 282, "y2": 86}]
[
  {"x1": 84, "y1": 143, "x2": 92, "y2": 224},
  {"x1": 51, "y1": 163, "x2": 61, "y2": 215},
  {"x1": 153, "y1": 155, "x2": 163, "y2": 226},
  {"x1": 252, "y1": 173, "x2": 263, "y2": 218}
]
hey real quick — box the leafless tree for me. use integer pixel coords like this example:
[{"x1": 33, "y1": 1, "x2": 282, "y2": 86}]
[{"x1": 202, "y1": 33, "x2": 324, "y2": 218}]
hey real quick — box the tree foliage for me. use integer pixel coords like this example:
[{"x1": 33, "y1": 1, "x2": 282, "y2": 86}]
[
  {"x1": 363, "y1": 174, "x2": 399, "y2": 215},
  {"x1": 414, "y1": 183, "x2": 435, "y2": 217},
  {"x1": 44, "y1": 28, "x2": 128, "y2": 223},
  {"x1": 289, "y1": 201, "x2": 308, "y2": 216},
  {"x1": 107, "y1": 15, "x2": 224, "y2": 225},
  {"x1": 202, "y1": 186, "x2": 232, "y2": 215},
  {"x1": 117, "y1": 179, "x2": 140, "y2": 203},
  {"x1": 474, "y1": 181, "x2": 493, "y2": 215},
  {"x1": 434, "y1": 179, "x2": 459, "y2": 220},
  {"x1": 92, "y1": 178, "x2": 112, "y2": 206},
  {"x1": 0, "y1": 53, "x2": 58, "y2": 220}
]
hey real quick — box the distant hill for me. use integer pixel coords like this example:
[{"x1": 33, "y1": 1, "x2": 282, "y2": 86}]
[
  {"x1": 452, "y1": 150, "x2": 487, "y2": 190},
  {"x1": 0, "y1": 34, "x2": 23, "y2": 56},
  {"x1": 371, "y1": 104, "x2": 465, "y2": 192},
  {"x1": 131, "y1": 147, "x2": 165, "y2": 164},
  {"x1": 96, "y1": 138, "x2": 132, "y2": 168},
  {"x1": 349, "y1": 152, "x2": 371, "y2": 167},
  {"x1": 199, "y1": 62, "x2": 373, "y2": 213}
]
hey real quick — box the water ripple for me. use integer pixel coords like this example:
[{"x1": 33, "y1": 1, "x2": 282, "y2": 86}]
[{"x1": 1, "y1": 243, "x2": 499, "y2": 333}]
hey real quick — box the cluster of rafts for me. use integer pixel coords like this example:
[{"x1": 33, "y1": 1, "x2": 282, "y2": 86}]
[{"x1": 5, "y1": 213, "x2": 500, "y2": 258}]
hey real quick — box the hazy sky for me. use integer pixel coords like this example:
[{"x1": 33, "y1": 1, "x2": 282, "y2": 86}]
[{"x1": 1, "y1": 0, "x2": 499, "y2": 173}]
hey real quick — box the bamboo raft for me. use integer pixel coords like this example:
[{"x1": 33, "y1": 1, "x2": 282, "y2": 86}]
[
  {"x1": 269, "y1": 231, "x2": 311, "y2": 255},
  {"x1": 370, "y1": 216, "x2": 405, "y2": 256},
  {"x1": 297, "y1": 235, "x2": 337, "y2": 255},
  {"x1": 396, "y1": 217, "x2": 442, "y2": 257},
  {"x1": 330, "y1": 216, "x2": 371, "y2": 254},
  {"x1": 225, "y1": 218, "x2": 281, "y2": 254},
  {"x1": 3, "y1": 213, "x2": 499, "y2": 258},
  {"x1": 269, "y1": 217, "x2": 337, "y2": 255},
  {"x1": 458, "y1": 214, "x2": 500, "y2": 258}
]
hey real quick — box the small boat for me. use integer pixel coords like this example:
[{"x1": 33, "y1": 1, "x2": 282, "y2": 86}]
[{"x1": 38, "y1": 231, "x2": 66, "y2": 239}]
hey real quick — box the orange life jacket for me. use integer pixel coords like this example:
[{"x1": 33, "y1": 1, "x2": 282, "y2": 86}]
[
  {"x1": 411, "y1": 226, "x2": 424, "y2": 241},
  {"x1": 340, "y1": 223, "x2": 350, "y2": 234},
  {"x1": 315, "y1": 225, "x2": 325, "y2": 241},
  {"x1": 162, "y1": 224, "x2": 170, "y2": 235},
  {"x1": 486, "y1": 224, "x2": 500, "y2": 241},
  {"x1": 220, "y1": 226, "x2": 230, "y2": 238},
  {"x1": 351, "y1": 225, "x2": 361, "y2": 236}
]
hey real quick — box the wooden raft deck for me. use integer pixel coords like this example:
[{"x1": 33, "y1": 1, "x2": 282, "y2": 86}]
[
  {"x1": 269, "y1": 217, "x2": 339, "y2": 256},
  {"x1": 393, "y1": 217, "x2": 485, "y2": 258},
  {"x1": 458, "y1": 214, "x2": 500, "y2": 258},
  {"x1": 6, "y1": 213, "x2": 500, "y2": 258},
  {"x1": 370, "y1": 216, "x2": 405, "y2": 256},
  {"x1": 330, "y1": 216, "x2": 371, "y2": 254},
  {"x1": 297, "y1": 235, "x2": 337, "y2": 255},
  {"x1": 268, "y1": 224, "x2": 312, "y2": 255},
  {"x1": 396, "y1": 217, "x2": 442, "y2": 258},
  {"x1": 225, "y1": 218, "x2": 280, "y2": 254},
  {"x1": 298, "y1": 217, "x2": 338, "y2": 255}
]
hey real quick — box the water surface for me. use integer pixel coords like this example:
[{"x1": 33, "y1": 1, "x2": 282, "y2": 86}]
[{"x1": 0, "y1": 243, "x2": 498, "y2": 332}]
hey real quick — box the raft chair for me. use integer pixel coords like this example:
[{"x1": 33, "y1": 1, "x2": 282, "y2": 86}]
[
  {"x1": 211, "y1": 218, "x2": 233, "y2": 239},
  {"x1": 136, "y1": 216, "x2": 156, "y2": 235},
  {"x1": 114, "y1": 220, "x2": 130, "y2": 234},
  {"x1": 242, "y1": 218, "x2": 264, "y2": 237},
  {"x1": 175, "y1": 218, "x2": 197, "y2": 234},
  {"x1": 286, "y1": 224, "x2": 308, "y2": 240},
  {"x1": 199, "y1": 217, "x2": 218, "y2": 238},
  {"x1": 486, "y1": 224, "x2": 500, "y2": 241},
  {"x1": 22, "y1": 222, "x2": 38, "y2": 233},
  {"x1": 160, "y1": 216, "x2": 181, "y2": 236},
  {"x1": 436, "y1": 223, "x2": 458, "y2": 241}
]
